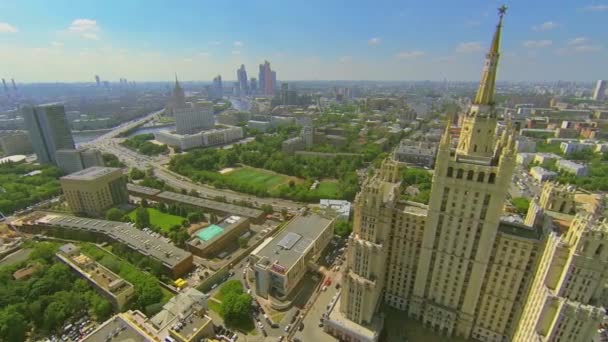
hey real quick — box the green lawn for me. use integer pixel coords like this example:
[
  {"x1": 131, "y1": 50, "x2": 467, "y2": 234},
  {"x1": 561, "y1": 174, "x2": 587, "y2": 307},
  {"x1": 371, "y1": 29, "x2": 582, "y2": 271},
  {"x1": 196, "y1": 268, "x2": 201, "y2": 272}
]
[
  {"x1": 223, "y1": 167, "x2": 291, "y2": 189},
  {"x1": 313, "y1": 181, "x2": 340, "y2": 198},
  {"x1": 128, "y1": 207, "x2": 185, "y2": 232}
]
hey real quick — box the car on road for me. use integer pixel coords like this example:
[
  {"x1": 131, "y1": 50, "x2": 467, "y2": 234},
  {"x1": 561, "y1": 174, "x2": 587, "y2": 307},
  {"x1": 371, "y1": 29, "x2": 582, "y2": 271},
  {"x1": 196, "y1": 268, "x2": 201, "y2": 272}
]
[{"x1": 284, "y1": 324, "x2": 291, "y2": 332}]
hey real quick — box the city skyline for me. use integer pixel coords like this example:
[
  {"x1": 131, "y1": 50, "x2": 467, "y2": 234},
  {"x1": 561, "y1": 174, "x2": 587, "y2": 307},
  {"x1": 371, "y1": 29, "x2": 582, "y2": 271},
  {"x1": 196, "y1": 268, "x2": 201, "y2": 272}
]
[{"x1": 1, "y1": 0, "x2": 607, "y2": 82}]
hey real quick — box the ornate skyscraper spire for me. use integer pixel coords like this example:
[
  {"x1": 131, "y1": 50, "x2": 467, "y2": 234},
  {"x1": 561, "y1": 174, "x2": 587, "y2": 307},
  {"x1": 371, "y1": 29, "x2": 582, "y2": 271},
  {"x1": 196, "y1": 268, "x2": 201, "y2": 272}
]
[{"x1": 473, "y1": 5, "x2": 506, "y2": 106}]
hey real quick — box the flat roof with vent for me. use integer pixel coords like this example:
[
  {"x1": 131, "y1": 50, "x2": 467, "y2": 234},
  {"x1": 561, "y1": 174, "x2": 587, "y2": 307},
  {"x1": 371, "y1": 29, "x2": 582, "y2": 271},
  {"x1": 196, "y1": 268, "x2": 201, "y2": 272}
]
[{"x1": 252, "y1": 214, "x2": 333, "y2": 271}]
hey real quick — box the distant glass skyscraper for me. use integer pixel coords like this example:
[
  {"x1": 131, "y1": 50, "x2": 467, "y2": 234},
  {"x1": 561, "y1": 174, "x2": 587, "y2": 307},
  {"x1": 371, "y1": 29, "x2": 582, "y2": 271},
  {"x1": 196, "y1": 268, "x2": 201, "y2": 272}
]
[
  {"x1": 94, "y1": 75, "x2": 101, "y2": 87},
  {"x1": 593, "y1": 80, "x2": 606, "y2": 101},
  {"x1": 250, "y1": 77, "x2": 257, "y2": 93},
  {"x1": 258, "y1": 60, "x2": 276, "y2": 96},
  {"x1": 236, "y1": 64, "x2": 249, "y2": 95},
  {"x1": 22, "y1": 103, "x2": 75, "y2": 164}
]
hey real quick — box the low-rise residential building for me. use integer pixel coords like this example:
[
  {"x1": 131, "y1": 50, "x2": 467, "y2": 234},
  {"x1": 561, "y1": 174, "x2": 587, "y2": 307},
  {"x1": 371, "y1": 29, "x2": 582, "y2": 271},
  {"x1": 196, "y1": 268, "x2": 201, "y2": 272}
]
[
  {"x1": 56, "y1": 243, "x2": 134, "y2": 309},
  {"x1": 394, "y1": 139, "x2": 437, "y2": 168},
  {"x1": 514, "y1": 137, "x2": 536, "y2": 153},
  {"x1": 560, "y1": 141, "x2": 596, "y2": 155},
  {"x1": 319, "y1": 199, "x2": 352, "y2": 220},
  {"x1": 60, "y1": 167, "x2": 128, "y2": 216},
  {"x1": 187, "y1": 216, "x2": 250, "y2": 258},
  {"x1": 530, "y1": 166, "x2": 557, "y2": 182},
  {"x1": 251, "y1": 213, "x2": 335, "y2": 301},
  {"x1": 282, "y1": 136, "x2": 305, "y2": 154},
  {"x1": 556, "y1": 159, "x2": 588, "y2": 176},
  {"x1": 247, "y1": 120, "x2": 271, "y2": 132},
  {"x1": 14, "y1": 213, "x2": 193, "y2": 278},
  {"x1": 154, "y1": 125, "x2": 243, "y2": 150}
]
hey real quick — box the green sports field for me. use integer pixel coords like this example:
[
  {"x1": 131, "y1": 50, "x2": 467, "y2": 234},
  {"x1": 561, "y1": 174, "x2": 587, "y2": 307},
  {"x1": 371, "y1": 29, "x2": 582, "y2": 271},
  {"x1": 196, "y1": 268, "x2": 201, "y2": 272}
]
[
  {"x1": 223, "y1": 167, "x2": 291, "y2": 189},
  {"x1": 128, "y1": 207, "x2": 185, "y2": 231}
]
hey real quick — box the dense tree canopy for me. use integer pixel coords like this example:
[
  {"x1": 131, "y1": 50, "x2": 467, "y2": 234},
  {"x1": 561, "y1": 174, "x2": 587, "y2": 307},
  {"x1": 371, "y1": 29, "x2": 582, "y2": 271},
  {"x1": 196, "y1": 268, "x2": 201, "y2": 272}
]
[
  {"x1": 121, "y1": 134, "x2": 168, "y2": 156},
  {"x1": 0, "y1": 163, "x2": 63, "y2": 215}
]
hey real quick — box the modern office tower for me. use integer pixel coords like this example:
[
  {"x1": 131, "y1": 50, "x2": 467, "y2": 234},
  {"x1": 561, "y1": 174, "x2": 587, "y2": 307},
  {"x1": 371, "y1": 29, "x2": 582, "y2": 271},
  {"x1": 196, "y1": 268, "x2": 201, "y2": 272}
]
[
  {"x1": 250, "y1": 77, "x2": 257, "y2": 94},
  {"x1": 60, "y1": 167, "x2": 128, "y2": 217},
  {"x1": 95, "y1": 75, "x2": 101, "y2": 86},
  {"x1": 174, "y1": 101, "x2": 214, "y2": 134},
  {"x1": 237, "y1": 64, "x2": 249, "y2": 95},
  {"x1": 233, "y1": 82, "x2": 241, "y2": 97},
  {"x1": 258, "y1": 64, "x2": 265, "y2": 95},
  {"x1": 271, "y1": 71, "x2": 277, "y2": 93},
  {"x1": 1, "y1": 78, "x2": 7, "y2": 92},
  {"x1": 211, "y1": 75, "x2": 223, "y2": 99},
  {"x1": 22, "y1": 103, "x2": 75, "y2": 164},
  {"x1": 165, "y1": 75, "x2": 187, "y2": 116},
  {"x1": 330, "y1": 9, "x2": 545, "y2": 342},
  {"x1": 11, "y1": 78, "x2": 16, "y2": 90},
  {"x1": 281, "y1": 83, "x2": 289, "y2": 104},
  {"x1": 593, "y1": 80, "x2": 606, "y2": 101},
  {"x1": 55, "y1": 148, "x2": 104, "y2": 174}
]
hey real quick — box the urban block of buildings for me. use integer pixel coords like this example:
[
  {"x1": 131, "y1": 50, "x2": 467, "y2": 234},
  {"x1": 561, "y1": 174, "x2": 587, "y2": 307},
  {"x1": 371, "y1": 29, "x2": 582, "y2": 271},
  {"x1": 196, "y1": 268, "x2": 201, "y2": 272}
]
[
  {"x1": 154, "y1": 125, "x2": 243, "y2": 150},
  {"x1": 56, "y1": 243, "x2": 135, "y2": 309},
  {"x1": 127, "y1": 184, "x2": 265, "y2": 222},
  {"x1": 530, "y1": 166, "x2": 558, "y2": 182},
  {"x1": 14, "y1": 213, "x2": 193, "y2": 278},
  {"x1": 0, "y1": 130, "x2": 32, "y2": 156},
  {"x1": 60, "y1": 167, "x2": 129, "y2": 217},
  {"x1": 55, "y1": 148, "x2": 104, "y2": 174},
  {"x1": 325, "y1": 11, "x2": 608, "y2": 342},
  {"x1": 187, "y1": 215, "x2": 250, "y2": 258},
  {"x1": 83, "y1": 288, "x2": 213, "y2": 342},
  {"x1": 319, "y1": 199, "x2": 352, "y2": 220},
  {"x1": 394, "y1": 139, "x2": 438, "y2": 168},
  {"x1": 251, "y1": 213, "x2": 334, "y2": 303}
]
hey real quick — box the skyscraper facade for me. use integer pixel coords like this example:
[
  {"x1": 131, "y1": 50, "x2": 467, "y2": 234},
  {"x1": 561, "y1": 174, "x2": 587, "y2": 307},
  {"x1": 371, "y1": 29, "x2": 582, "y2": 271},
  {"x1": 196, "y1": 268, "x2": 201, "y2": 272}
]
[
  {"x1": 174, "y1": 101, "x2": 215, "y2": 135},
  {"x1": 22, "y1": 103, "x2": 75, "y2": 165},
  {"x1": 236, "y1": 64, "x2": 249, "y2": 95},
  {"x1": 258, "y1": 60, "x2": 276, "y2": 96},
  {"x1": 211, "y1": 75, "x2": 223, "y2": 100},
  {"x1": 593, "y1": 80, "x2": 606, "y2": 101},
  {"x1": 328, "y1": 8, "x2": 606, "y2": 342},
  {"x1": 250, "y1": 77, "x2": 257, "y2": 94},
  {"x1": 94, "y1": 75, "x2": 101, "y2": 87}
]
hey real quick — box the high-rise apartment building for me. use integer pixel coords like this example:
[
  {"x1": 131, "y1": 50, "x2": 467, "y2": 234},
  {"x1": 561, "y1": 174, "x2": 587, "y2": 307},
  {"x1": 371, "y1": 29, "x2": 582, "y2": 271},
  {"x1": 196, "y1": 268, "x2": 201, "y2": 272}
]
[
  {"x1": 175, "y1": 101, "x2": 215, "y2": 135},
  {"x1": 22, "y1": 103, "x2": 75, "y2": 164},
  {"x1": 211, "y1": 75, "x2": 223, "y2": 99},
  {"x1": 94, "y1": 75, "x2": 101, "y2": 87},
  {"x1": 593, "y1": 80, "x2": 606, "y2": 101},
  {"x1": 237, "y1": 64, "x2": 249, "y2": 95},
  {"x1": 328, "y1": 8, "x2": 606, "y2": 342}
]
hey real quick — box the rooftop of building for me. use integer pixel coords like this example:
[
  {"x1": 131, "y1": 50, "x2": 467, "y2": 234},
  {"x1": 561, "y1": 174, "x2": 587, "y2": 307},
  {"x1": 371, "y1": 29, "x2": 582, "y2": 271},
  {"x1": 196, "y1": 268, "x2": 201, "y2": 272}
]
[
  {"x1": 498, "y1": 220, "x2": 542, "y2": 240},
  {"x1": 253, "y1": 213, "x2": 333, "y2": 272},
  {"x1": 34, "y1": 213, "x2": 191, "y2": 268},
  {"x1": 82, "y1": 314, "x2": 151, "y2": 342},
  {"x1": 395, "y1": 200, "x2": 429, "y2": 216},
  {"x1": 57, "y1": 244, "x2": 134, "y2": 296},
  {"x1": 156, "y1": 191, "x2": 263, "y2": 219},
  {"x1": 61, "y1": 166, "x2": 121, "y2": 181},
  {"x1": 189, "y1": 216, "x2": 247, "y2": 247},
  {"x1": 326, "y1": 293, "x2": 380, "y2": 340},
  {"x1": 151, "y1": 287, "x2": 207, "y2": 330}
]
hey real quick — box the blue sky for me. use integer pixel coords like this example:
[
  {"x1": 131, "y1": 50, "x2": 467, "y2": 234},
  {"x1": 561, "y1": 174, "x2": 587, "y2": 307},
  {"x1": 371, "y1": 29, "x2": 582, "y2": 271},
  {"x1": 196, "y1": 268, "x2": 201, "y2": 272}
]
[{"x1": 0, "y1": 0, "x2": 607, "y2": 82}]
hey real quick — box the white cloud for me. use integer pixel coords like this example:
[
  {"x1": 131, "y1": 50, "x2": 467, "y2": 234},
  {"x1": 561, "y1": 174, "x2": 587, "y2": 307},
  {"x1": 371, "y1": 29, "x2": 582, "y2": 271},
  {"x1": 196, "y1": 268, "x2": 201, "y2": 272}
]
[
  {"x1": 456, "y1": 42, "x2": 482, "y2": 53},
  {"x1": 68, "y1": 18, "x2": 100, "y2": 40},
  {"x1": 573, "y1": 45, "x2": 601, "y2": 52},
  {"x1": 339, "y1": 55, "x2": 353, "y2": 63},
  {"x1": 233, "y1": 41, "x2": 243, "y2": 47},
  {"x1": 0, "y1": 22, "x2": 18, "y2": 33},
  {"x1": 50, "y1": 41, "x2": 64, "y2": 47},
  {"x1": 522, "y1": 40, "x2": 553, "y2": 48},
  {"x1": 395, "y1": 50, "x2": 425, "y2": 59},
  {"x1": 532, "y1": 21, "x2": 558, "y2": 31},
  {"x1": 198, "y1": 52, "x2": 210, "y2": 57},
  {"x1": 231, "y1": 50, "x2": 241, "y2": 55},
  {"x1": 368, "y1": 37, "x2": 381, "y2": 46},
  {"x1": 583, "y1": 4, "x2": 608, "y2": 11},
  {"x1": 568, "y1": 37, "x2": 589, "y2": 45}
]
